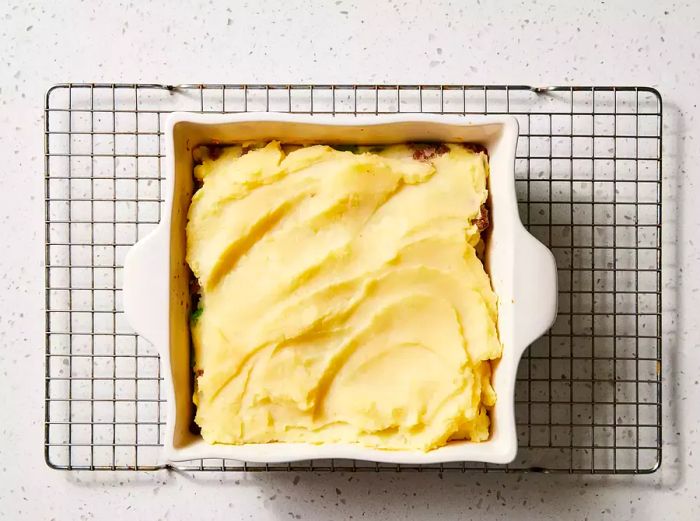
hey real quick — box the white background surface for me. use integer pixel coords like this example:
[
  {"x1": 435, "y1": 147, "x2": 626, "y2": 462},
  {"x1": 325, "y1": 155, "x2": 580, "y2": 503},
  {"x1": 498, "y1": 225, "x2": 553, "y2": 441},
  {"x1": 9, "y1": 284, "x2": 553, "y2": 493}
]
[{"x1": 0, "y1": 0, "x2": 698, "y2": 519}]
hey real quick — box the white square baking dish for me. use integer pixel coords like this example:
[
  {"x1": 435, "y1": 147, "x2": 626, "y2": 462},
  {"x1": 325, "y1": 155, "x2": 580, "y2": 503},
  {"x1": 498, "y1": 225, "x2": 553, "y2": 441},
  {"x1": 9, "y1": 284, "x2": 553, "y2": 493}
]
[{"x1": 123, "y1": 112, "x2": 557, "y2": 465}]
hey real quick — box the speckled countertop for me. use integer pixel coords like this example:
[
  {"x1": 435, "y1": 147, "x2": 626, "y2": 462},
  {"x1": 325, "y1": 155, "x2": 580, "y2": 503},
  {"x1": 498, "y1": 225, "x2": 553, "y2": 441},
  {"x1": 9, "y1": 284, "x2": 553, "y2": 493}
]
[{"x1": 1, "y1": 0, "x2": 698, "y2": 519}]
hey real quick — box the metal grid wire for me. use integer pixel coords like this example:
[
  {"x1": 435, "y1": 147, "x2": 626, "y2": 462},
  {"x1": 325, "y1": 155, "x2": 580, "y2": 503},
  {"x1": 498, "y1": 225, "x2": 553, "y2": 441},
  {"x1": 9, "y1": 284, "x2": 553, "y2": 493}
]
[{"x1": 44, "y1": 84, "x2": 662, "y2": 473}]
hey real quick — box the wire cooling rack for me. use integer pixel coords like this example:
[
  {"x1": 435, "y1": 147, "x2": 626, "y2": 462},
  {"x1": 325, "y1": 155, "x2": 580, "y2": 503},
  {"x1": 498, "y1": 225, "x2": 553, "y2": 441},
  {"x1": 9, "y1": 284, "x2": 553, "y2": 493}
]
[{"x1": 44, "y1": 84, "x2": 662, "y2": 473}]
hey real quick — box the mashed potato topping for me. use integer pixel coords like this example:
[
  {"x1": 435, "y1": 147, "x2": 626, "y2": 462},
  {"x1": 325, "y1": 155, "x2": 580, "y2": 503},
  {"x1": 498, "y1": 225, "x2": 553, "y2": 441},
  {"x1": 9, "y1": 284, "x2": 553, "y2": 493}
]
[{"x1": 186, "y1": 141, "x2": 501, "y2": 451}]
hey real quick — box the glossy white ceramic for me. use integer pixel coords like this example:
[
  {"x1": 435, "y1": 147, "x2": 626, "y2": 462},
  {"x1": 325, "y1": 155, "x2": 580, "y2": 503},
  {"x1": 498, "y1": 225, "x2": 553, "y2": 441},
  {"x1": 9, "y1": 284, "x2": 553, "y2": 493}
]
[{"x1": 123, "y1": 112, "x2": 557, "y2": 465}]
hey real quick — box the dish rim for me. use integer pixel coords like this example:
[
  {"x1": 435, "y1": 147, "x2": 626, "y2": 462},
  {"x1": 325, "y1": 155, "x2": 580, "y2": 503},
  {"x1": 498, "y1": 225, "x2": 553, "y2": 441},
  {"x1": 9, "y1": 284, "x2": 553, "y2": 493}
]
[{"x1": 123, "y1": 112, "x2": 558, "y2": 465}]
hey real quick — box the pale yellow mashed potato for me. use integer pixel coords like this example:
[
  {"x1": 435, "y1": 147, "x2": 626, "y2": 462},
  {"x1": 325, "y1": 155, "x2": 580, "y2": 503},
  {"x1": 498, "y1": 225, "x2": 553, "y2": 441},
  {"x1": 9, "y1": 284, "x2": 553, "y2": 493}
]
[{"x1": 186, "y1": 141, "x2": 501, "y2": 451}]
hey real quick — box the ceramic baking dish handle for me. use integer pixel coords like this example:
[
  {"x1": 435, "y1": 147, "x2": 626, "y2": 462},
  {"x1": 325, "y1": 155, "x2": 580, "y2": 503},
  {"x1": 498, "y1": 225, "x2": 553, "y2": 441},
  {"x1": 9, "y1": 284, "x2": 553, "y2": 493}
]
[
  {"x1": 123, "y1": 225, "x2": 168, "y2": 348},
  {"x1": 513, "y1": 225, "x2": 558, "y2": 355}
]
